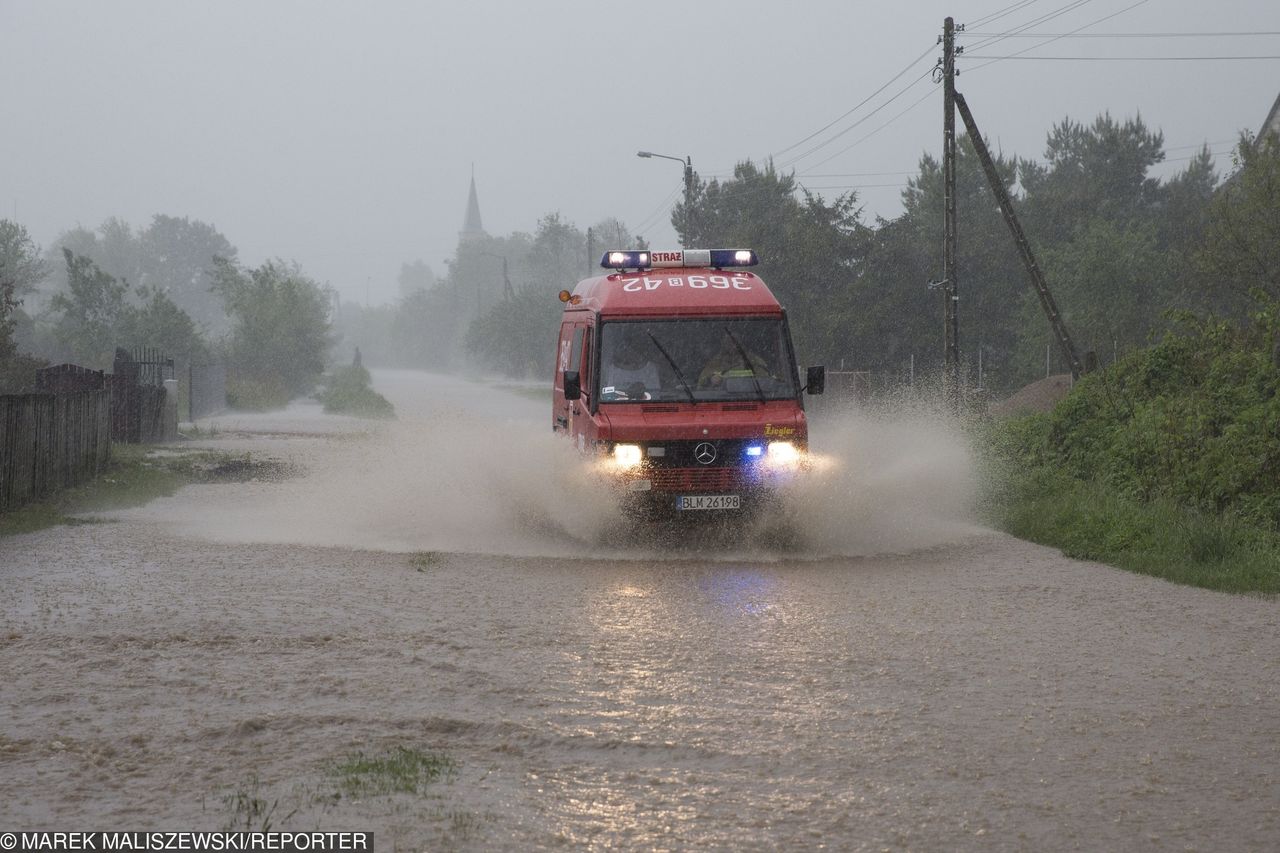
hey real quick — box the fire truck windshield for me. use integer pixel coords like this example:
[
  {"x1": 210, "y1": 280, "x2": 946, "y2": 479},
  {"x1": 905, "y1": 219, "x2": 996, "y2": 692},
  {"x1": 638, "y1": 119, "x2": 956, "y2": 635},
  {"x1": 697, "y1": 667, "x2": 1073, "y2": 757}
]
[{"x1": 598, "y1": 319, "x2": 798, "y2": 403}]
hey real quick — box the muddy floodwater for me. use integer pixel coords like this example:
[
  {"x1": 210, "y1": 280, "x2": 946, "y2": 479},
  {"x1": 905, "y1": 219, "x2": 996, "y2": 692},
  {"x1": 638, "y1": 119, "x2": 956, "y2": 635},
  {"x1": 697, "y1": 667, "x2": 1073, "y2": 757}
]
[{"x1": 2, "y1": 371, "x2": 1277, "y2": 850}]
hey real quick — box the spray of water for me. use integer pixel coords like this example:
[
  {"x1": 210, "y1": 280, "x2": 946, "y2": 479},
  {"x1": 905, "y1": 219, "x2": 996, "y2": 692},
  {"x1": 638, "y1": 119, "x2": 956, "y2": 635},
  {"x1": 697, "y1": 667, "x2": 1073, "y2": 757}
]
[{"x1": 140, "y1": 378, "x2": 982, "y2": 560}]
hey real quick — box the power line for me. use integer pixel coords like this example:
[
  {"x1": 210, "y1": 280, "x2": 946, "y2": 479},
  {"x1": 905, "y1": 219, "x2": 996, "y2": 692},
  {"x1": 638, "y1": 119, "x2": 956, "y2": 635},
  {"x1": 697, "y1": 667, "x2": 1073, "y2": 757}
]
[
  {"x1": 966, "y1": 0, "x2": 1100, "y2": 53},
  {"x1": 775, "y1": 66, "x2": 937, "y2": 170},
  {"x1": 798, "y1": 183, "x2": 910, "y2": 190},
  {"x1": 966, "y1": 0, "x2": 1152, "y2": 74},
  {"x1": 791, "y1": 170, "x2": 917, "y2": 177},
  {"x1": 766, "y1": 43, "x2": 937, "y2": 161},
  {"x1": 968, "y1": 0, "x2": 1046, "y2": 29},
  {"x1": 798, "y1": 86, "x2": 939, "y2": 174},
  {"x1": 630, "y1": 186, "x2": 682, "y2": 238},
  {"x1": 964, "y1": 30, "x2": 1280, "y2": 37},
  {"x1": 964, "y1": 54, "x2": 1280, "y2": 60},
  {"x1": 1165, "y1": 139, "x2": 1235, "y2": 152}
]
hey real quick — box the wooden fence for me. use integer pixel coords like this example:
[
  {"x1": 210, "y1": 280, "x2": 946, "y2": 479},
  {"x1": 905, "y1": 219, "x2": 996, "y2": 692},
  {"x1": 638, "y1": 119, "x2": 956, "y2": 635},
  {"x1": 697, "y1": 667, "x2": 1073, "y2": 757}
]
[
  {"x1": 0, "y1": 391, "x2": 112, "y2": 512},
  {"x1": 36, "y1": 360, "x2": 177, "y2": 444}
]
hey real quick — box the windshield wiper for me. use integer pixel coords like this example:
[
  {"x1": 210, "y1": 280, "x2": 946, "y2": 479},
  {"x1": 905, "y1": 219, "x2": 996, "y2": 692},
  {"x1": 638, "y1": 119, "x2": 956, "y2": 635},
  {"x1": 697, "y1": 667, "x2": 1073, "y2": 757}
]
[
  {"x1": 722, "y1": 326, "x2": 767, "y2": 403},
  {"x1": 646, "y1": 331, "x2": 696, "y2": 403}
]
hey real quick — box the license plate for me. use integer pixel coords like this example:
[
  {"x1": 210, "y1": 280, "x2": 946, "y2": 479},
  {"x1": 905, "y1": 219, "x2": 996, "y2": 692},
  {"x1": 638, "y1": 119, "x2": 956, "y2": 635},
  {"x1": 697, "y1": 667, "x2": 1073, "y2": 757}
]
[{"x1": 676, "y1": 494, "x2": 741, "y2": 511}]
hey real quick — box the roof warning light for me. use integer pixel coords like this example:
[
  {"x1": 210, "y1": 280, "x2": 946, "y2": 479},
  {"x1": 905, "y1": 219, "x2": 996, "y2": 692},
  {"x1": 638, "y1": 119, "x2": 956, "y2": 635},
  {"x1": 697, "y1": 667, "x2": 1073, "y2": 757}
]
[{"x1": 600, "y1": 249, "x2": 757, "y2": 270}]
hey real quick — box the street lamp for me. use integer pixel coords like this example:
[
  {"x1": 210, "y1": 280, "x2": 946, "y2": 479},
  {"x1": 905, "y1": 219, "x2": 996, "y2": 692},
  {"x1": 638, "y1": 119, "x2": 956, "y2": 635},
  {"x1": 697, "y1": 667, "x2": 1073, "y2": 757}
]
[{"x1": 637, "y1": 150, "x2": 695, "y2": 242}]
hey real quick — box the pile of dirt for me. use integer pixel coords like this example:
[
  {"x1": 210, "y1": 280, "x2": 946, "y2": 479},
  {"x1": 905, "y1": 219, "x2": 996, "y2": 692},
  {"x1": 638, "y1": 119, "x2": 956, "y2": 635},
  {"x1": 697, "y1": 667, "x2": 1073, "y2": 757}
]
[{"x1": 989, "y1": 373, "x2": 1074, "y2": 417}]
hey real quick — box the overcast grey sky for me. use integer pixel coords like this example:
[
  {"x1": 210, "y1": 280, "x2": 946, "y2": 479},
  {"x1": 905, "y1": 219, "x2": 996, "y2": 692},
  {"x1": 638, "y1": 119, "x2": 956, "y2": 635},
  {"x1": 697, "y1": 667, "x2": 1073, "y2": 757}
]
[{"x1": 2, "y1": 0, "x2": 1278, "y2": 305}]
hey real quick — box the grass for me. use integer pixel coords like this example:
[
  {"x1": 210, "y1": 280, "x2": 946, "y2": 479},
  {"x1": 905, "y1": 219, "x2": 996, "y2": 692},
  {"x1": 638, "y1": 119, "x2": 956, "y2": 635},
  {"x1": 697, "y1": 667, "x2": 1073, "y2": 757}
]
[
  {"x1": 986, "y1": 464, "x2": 1280, "y2": 596},
  {"x1": 326, "y1": 746, "x2": 457, "y2": 798},
  {"x1": 410, "y1": 551, "x2": 446, "y2": 572},
  {"x1": 220, "y1": 776, "x2": 296, "y2": 832},
  {"x1": 0, "y1": 446, "x2": 296, "y2": 538}
]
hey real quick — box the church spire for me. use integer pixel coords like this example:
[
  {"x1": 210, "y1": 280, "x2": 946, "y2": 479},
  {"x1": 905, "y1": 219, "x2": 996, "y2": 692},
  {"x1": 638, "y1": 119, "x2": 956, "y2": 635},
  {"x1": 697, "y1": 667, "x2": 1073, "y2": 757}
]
[{"x1": 460, "y1": 166, "x2": 485, "y2": 242}]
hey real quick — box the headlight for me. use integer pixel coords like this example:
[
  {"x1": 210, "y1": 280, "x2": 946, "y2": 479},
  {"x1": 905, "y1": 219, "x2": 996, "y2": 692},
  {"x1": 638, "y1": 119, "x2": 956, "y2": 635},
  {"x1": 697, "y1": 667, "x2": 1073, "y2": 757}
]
[
  {"x1": 613, "y1": 444, "x2": 643, "y2": 468},
  {"x1": 767, "y1": 441, "x2": 801, "y2": 464}
]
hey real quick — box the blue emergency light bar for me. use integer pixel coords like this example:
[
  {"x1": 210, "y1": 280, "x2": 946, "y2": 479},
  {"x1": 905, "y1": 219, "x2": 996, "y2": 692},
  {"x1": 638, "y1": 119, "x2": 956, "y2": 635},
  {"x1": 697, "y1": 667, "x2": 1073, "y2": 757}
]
[{"x1": 600, "y1": 249, "x2": 758, "y2": 270}]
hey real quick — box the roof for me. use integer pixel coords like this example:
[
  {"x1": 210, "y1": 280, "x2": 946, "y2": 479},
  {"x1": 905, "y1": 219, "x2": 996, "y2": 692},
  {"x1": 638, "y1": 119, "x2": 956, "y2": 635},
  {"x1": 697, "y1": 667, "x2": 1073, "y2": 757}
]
[
  {"x1": 1261, "y1": 90, "x2": 1280, "y2": 145},
  {"x1": 459, "y1": 173, "x2": 485, "y2": 240},
  {"x1": 566, "y1": 268, "x2": 783, "y2": 318}
]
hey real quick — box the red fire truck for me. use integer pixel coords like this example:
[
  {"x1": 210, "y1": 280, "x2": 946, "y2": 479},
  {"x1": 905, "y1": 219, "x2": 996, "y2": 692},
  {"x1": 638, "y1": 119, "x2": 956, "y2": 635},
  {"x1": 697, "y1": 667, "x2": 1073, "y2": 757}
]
[{"x1": 553, "y1": 248, "x2": 825, "y2": 515}]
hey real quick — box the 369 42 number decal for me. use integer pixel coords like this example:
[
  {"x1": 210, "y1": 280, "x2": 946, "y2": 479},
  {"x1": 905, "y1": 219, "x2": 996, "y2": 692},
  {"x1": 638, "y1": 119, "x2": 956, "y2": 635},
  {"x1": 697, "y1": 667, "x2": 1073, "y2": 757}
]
[{"x1": 621, "y1": 275, "x2": 752, "y2": 292}]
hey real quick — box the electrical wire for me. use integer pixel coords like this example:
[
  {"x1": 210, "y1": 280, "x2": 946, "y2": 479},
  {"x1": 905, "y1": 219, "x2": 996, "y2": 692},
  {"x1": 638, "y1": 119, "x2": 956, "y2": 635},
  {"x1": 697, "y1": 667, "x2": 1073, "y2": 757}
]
[
  {"x1": 798, "y1": 86, "x2": 939, "y2": 174},
  {"x1": 963, "y1": 30, "x2": 1280, "y2": 37},
  {"x1": 965, "y1": 0, "x2": 1152, "y2": 74},
  {"x1": 968, "y1": 0, "x2": 1046, "y2": 30},
  {"x1": 766, "y1": 43, "x2": 937, "y2": 161},
  {"x1": 775, "y1": 66, "x2": 938, "y2": 171},
  {"x1": 630, "y1": 185, "x2": 683, "y2": 238},
  {"x1": 797, "y1": 183, "x2": 910, "y2": 191},
  {"x1": 965, "y1": 0, "x2": 1099, "y2": 53},
  {"x1": 963, "y1": 54, "x2": 1280, "y2": 60}
]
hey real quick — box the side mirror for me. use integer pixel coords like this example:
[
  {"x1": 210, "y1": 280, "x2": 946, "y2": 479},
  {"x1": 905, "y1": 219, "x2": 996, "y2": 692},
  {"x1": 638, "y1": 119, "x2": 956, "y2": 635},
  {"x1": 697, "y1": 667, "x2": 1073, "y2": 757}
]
[
  {"x1": 805, "y1": 365, "x2": 826, "y2": 395},
  {"x1": 563, "y1": 369, "x2": 581, "y2": 401}
]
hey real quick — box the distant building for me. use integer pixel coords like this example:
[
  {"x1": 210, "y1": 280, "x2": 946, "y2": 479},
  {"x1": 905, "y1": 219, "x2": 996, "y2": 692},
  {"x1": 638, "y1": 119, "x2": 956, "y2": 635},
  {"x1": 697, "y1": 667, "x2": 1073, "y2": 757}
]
[
  {"x1": 1260, "y1": 92, "x2": 1280, "y2": 146},
  {"x1": 459, "y1": 169, "x2": 486, "y2": 243}
]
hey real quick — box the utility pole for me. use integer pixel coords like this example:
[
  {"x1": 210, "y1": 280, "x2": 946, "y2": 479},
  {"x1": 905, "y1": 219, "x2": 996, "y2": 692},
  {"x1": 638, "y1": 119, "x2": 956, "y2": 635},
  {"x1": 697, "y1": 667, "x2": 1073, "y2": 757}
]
[
  {"x1": 501, "y1": 256, "x2": 513, "y2": 300},
  {"x1": 586, "y1": 226, "x2": 595, "y2": 273},
  {"x1": 941, "y1": 16, "x2": 961, "y2": 410},
  {"x1": 683, "y1": 156, "x2": 695, "y2": 243},
  {"x1": 953, "y1": 91, "x2": 1086, "y2": 379}
]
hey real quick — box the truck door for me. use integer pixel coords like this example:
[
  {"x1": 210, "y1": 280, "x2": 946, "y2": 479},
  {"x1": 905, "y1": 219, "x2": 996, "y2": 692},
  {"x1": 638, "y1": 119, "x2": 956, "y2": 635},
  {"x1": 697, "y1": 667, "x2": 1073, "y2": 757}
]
[{"x1": 554, "y1": 321, "x2": 587, "y2": 436}]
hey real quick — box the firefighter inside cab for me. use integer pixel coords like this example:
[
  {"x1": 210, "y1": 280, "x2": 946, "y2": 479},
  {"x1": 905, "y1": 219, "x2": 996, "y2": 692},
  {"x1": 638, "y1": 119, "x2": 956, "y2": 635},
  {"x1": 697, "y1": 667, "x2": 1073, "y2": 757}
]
[{"x1": 554, "y1": 248, "x2": 825, "y2": 515}]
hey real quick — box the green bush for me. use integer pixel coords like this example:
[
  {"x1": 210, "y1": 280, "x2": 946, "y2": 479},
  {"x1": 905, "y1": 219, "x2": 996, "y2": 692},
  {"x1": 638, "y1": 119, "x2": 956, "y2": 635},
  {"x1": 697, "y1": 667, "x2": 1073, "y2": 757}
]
[
  {"x1": 315, "y1": 365, "x2": 394, "y2": 418},
  {"x1": 983, "y1": 444, "x2": 1280, "y2": 594},
  {"x1": 1036, "y1": 312, "x2": 1280, "y2": 529}
]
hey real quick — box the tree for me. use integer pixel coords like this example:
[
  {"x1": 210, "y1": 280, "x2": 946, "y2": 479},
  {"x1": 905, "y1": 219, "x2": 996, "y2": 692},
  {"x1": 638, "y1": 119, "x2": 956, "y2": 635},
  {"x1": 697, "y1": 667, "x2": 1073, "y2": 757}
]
[
  {"x1": 212, "y1": 257, "x2": 335, "y2": 405},
  {"x1": 465, "y1": 283, "x2": 561, "y2": 377},
  {"x1": 397, "y1": 260, "x2": 436, "y2": 299},
  {"x1": 526, "y1": 212, "x2": 587, "y2": 289},
  {"x1": 140, "y1": 214, "x2": 238, "y2": 333},
  {"x1": 1012, "y1": 114, "x2": 1227, "y2": 374},
  {"x1": 1019, "y1": 113, "x2": 1167, "y2": 240},
  {"x1": 1195, "y1": 133, "x2": 1280, "y2": 307},
  {"x1": 390, "y1": 285, "x2": 458, "y2": 369},
  {"x1": 117, "y1": 286, "x2": 210, "y2": 363},
  {"x1": 589, "y1": 217, "x2": 643, "y2": 255},
  {"x1": 0, "y1": 220, "x2": 48, "y2": 359},
  {"x1": 676, "y1": 160, "x2": 869, "y2": 365},
  {"x1": 1018, "y1": 218, "x2": 1171, "y2": 371},
  {"x1": 49, "y1": 250, "x2": 131, "y2": 367},
  {"x1": 0, "y1": 220, "x2": 49, "y2": 300},
  {"x1": 463, "y1": 213, "x2": 594, "y2": 377},
  {"x1": 41, "y1": 215, "x2": 237, "y2": 335}
]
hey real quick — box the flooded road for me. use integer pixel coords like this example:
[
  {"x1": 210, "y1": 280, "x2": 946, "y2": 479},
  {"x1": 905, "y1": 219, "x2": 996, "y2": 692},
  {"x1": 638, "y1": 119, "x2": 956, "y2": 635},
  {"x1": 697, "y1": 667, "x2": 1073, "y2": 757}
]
[{"x1": 2, "y1": 371, "x2": 1277, "y2": 850}]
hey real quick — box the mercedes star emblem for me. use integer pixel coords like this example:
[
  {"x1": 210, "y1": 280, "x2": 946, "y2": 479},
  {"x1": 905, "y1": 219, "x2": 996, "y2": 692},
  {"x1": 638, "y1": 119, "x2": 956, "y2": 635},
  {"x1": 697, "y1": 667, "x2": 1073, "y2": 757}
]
[{"x1": 694, "y1": 442, "x2": 717, "y2": 465}]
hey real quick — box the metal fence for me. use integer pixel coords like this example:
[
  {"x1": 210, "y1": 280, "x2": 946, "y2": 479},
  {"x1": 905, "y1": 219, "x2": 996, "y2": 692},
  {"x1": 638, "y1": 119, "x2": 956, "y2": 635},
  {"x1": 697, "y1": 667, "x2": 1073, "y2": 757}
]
[
  {"x1": 35, "y1": 352, "x2": 178, "y2": 445},
  {"x1": 0, "y1": 390, "x2": 111, "y2": 512},
  {"x1": 189, "y1": 362, "x2": 227, "y2": 421}
]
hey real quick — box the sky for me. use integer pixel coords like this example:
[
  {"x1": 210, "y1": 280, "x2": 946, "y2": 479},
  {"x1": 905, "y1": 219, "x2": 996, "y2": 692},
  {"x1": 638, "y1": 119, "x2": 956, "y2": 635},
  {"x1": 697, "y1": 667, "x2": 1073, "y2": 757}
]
[{"x1": 2, "y1": 0, "x2": 1278, "y2": 306}]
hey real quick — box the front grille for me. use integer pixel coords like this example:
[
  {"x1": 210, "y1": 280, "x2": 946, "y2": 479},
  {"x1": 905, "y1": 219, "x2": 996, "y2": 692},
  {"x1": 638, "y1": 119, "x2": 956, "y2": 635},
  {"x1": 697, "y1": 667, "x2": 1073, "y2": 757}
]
[
  {"x1": 633, "y1": 438, "x2": 772, "y2": 493},
  {"x1": 651, "y1": 438, "x2": 754, "y2": 468},
  {"x1": 648, "y1": 467, "x2": 747, "y2": 492}
]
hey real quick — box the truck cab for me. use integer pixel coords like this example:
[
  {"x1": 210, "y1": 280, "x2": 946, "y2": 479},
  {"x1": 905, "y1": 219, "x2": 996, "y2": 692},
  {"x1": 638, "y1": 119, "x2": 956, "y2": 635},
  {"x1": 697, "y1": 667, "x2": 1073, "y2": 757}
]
[{"x1": 553, "y1": 249, "x2": 824, "y2": 515}]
